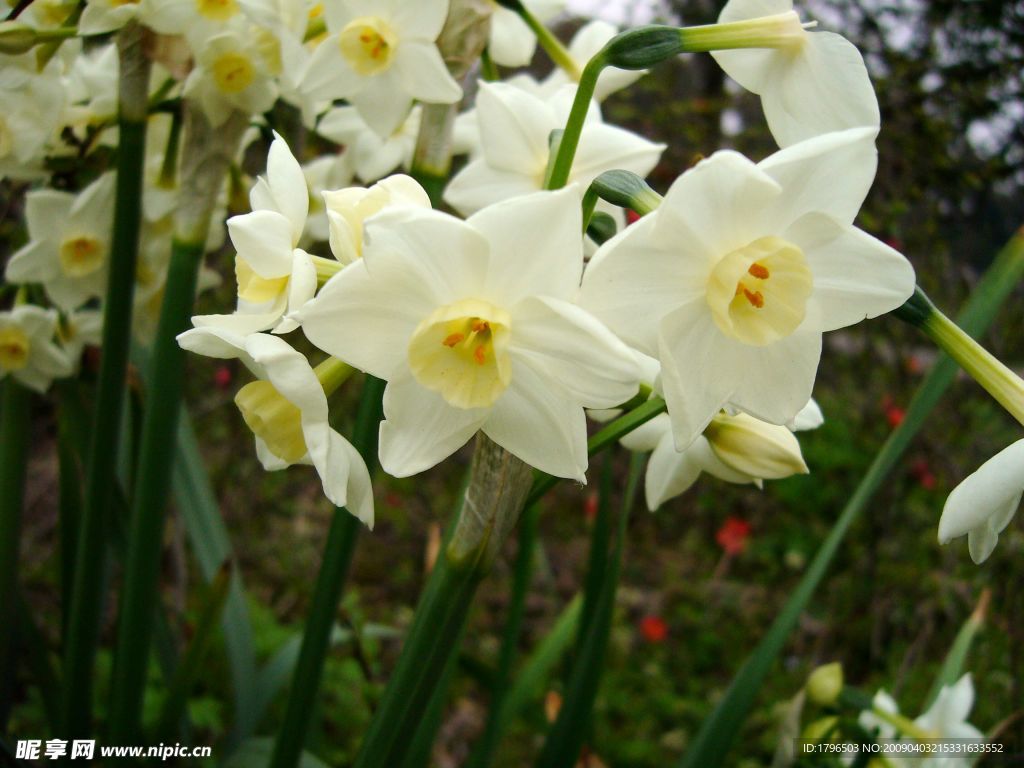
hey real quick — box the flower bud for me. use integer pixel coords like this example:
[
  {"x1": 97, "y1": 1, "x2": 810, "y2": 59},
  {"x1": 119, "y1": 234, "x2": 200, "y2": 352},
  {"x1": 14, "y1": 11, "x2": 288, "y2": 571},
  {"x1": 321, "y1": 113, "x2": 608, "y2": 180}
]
[
  {"x1": 802, "y1": 715, "x2": 838, "y2": 743},
  {"x1": 806, "y1": 662, "x2": 844, "y2": 706},
  {"x1": 601, "y1": 25, "x2": 686, "y2": 70},
  {"x1": 590, "y1": 170, "x2": 663, "y2": 216},
  {"x1": 0, "y1": 22, "x2": 39, "y2": 55},
  {"x1": 703, "y1": 413, "x2": 808, "y2": 480}
]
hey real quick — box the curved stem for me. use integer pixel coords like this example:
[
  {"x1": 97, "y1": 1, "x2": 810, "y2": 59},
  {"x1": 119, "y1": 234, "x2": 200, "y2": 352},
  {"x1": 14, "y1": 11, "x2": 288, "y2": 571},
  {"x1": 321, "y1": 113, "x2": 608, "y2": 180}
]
[{"x1": 544, "y1": 54, "x2": 606, "y2": 191}]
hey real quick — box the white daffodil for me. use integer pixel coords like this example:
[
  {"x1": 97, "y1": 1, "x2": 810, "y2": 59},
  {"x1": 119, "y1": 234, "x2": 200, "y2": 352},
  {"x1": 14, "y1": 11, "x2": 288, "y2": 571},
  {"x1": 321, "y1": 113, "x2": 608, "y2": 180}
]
[
  {"x1": 299, "y1": 0, "x2": 461, "y2": 138},
  {"x1": 938, "y1": 439, "x2": 1023, "y2": 564},
  {"x1": 177, "y1": 327, "x2": 374, "y2": 526},
  {"x1": 0, "y1": 305, "x2": 73, "y2": 393},
  {"x1": 623, "y1": 401, "x2": 817, "y2": 510},
  {"x1": 191, "y1": 132, "x2": 317, "y2": 335},
  {"x1": 321, "y1": 174, "x2": 431, "y2": 266},
  {"x1": 316, "y1": 104, "x2": 420, "y2": 183},
  {"x1": 580, "y1": 128, "x2": 914, "y2": 448},
  {"x1": 859, "y1": 676, "x2": 982, "y2": 768},
  {"x1": 183, "y1": 27, "x2": 278, "y2": 127},
  {"x1": 0, "y1": 62, "x2": 65, "y2": 181},
  {"x1": 486, "y1": 0, "x2": 564, "y2": 68},
  {"x1": 299, "y1": 187, "x2": 639, "y2": 480},
  {"x1": 58, "y1": 307, "x2": 104, "y2": 367},
  {"x1": 444, "y1": 81, "x2": 664, "y2": 216},
  {"x1": 5, "y1": 173, "x2": 115, "y2": 311},
  {"x1": 79, "y1": 0, "x2": 142, "y2": 35},
  {"x1": 710, "y1": 0, "x2": 879, "y2": 147},
  {"x1": 301, "y1": 151, "x2": 355, "y2": 246}
]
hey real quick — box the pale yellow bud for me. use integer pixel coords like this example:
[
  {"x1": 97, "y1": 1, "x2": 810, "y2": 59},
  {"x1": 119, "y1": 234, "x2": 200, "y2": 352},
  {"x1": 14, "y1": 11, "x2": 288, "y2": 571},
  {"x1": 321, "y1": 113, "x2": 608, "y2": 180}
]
[
  {"x1": 806, "y1": 662, "x2": 843, "y2": 706},
  {"x1": 703, "y1": 412, "x2": 809, "y2": 480}
]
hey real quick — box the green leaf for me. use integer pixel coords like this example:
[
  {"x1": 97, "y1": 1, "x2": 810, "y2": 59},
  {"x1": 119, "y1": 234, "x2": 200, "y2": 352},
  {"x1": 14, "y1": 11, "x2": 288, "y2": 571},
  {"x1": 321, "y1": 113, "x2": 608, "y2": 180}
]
[
  {"x1": 676, "y1": 230, "x2": 1024, "y2": 768},
  {"x1": 923, "y1": 589, "x2": 989, "y2": 710}
]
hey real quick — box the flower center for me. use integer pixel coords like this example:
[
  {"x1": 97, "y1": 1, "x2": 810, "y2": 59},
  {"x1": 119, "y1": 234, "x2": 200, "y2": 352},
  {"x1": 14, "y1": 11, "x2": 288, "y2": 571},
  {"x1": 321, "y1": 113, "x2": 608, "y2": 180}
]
[
  {"x1": 59, "y1": 235, "x2": 105, "y2": 277},
  {"x1": 235, "y1": 256, "x2": 289, "y2": 304},
  {"x1": 408, "y1": 298, "x2": 512, "y2": 409},
  {"x1": 235, "y1": 380, "x2": 307, "y2": 464},
  {"x1": 0, "y1": 327, "x2": 30, "y2": 371},
  {"x1": 196, "y1": 0, "x2": 237, "y2": 22},
  {"x1": 212, "y1": 52, "x2": 255, "y2": 94},
  {"x1": 339, "y1": 16, "x2": 397, "y2": 76},
  {"x1": 706, "y1": 235, "x2": 812, "y2": 346}
]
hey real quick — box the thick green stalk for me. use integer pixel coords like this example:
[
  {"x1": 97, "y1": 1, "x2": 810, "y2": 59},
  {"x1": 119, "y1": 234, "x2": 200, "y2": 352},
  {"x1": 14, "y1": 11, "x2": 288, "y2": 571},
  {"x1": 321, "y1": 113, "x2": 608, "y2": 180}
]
[
  {"x1": 60, "y1": 23, "x2": 151, "y2": 739},
  {"x1": 534, "y1": 452, "x2": 643, "y2": 768},
  {"x1": 465, "y1": 503, "x2": 541, "y2": 768},
  {"x1": 15, "y1": 591, "x2": 61, "y2": 729},
  {"x1": 0, "y1": 379, "x2": 31, "y2": 729},
  {"x1": 269, "y1": 376, "x2": 384, "y2": 768},
  {"x1": 676, "y1": 229, "x2": 1024, "y2": 768},
  {"x1": 107, "y1": 105, "x2": 247, "y2": 742},
  {"x1": 56, "y1": 384, "x2": 84, "y2": 644},
  {"x1": 544, "y1": 54, "x2": 605, "y2": 191},
  {"x1": 353, "y1": 435, "x2": 534, "y2": 768}
]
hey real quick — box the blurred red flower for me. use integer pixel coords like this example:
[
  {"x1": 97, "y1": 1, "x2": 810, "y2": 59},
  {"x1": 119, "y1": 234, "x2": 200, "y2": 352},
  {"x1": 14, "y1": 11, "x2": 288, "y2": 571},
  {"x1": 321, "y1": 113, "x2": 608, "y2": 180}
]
[
  {"x1": 214, "y1": 365, "x2": 233, "y2": 390},
  {"x1": 716, "y1": 517, "x2": 751, "y2": 555},
  {"x1": 639, "y1": 615, "x2": 668, "y2": 643}
]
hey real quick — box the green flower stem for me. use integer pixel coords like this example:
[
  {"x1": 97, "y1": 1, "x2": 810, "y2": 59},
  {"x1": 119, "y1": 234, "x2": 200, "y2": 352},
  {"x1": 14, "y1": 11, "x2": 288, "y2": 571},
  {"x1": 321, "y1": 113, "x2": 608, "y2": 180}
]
[
  {"x1": 15, "y1": 591, "x2": 61, "y2": 729},
  {"x1": 676, "y1": 228, "x2": 1024, "y2": 768},
  {"x1": 868, "y1": 706, "x2": 937, "y2": 742},
  {"x1": 534, "y1": 451, "x2": 643, "y2": 768},
  {"x1": 465, "y1": 502, "x2": 541, "y2": 768},
  {"x1": 106, "y1": 106, "x2": 247, "y2": 742},
  {"x1": 480, "y1": 47, "x2": 499, "y2": 81},
  {"x1": 60, "y1": 22, "x2": 151, "y2": 740},
  {"x1": 353, "y1": 434, "x2": 534, "y2": 768},
  {"x1": 0, "y1": 379, "x2": 31, "y2": 730},
  {"x1": 676, "y1": 13, "x2": 808, "y2": 52},
  {"x1": 509, "y1": 0, "x2": 581, "y2": 79},
  {"x1": 526, "y1": 396, "x2": 666, "y2": 506},
  {"x1": 269, "y1": 375, "x2": 384, "y2": 768},
  {"x1": 544, "y1": 53, "x2": 606, "y2": 191}
]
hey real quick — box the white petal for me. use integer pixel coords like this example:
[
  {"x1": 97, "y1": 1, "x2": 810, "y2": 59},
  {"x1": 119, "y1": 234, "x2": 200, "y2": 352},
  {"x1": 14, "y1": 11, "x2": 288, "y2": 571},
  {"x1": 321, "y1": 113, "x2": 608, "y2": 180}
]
[
  {"x1": 786, "y1": 214, "x2": 915, "y2": 332},
  {"x1": 467, "y1": 187, "x2": 582, "y2": 304},
  {"x1": 620, "y1": 412, "x2": 671, "y2": 453},
  {"x1": 475, "y1": 81, "x2": 554, "y2": 174},
  {"x1": 300, "y1": 36, "x2": 362, "y2": 102},
  {"x1": 265, "y1": 132, "x2": 309, "y2": 243},
  {"x1": 177, "y1": 326, "x2": 263, "y2": 378},
  {"x1": 581, "y1": 213, "x2": 707, "y2": 357},
  {"x1": 6, "y1": 239, "x2": 59, "y2": 283},
  {"x1": 645, "y1": 432, "x2": 704, "y2": 510},
  {"x1": 348, "y1": 72, "x2": 414, "y2": 138},
  {"x1": 656, "y1": 150, "x2": 782, "y2": 260},
  {"x1": 938, "y1": 439, "x2": 1024, "y2": 543},
  {"x1": 571, "y1": 123, "x2": 664, "y2": 187},
  {"x1": 24, "y1": 189, "x2": 73, "y2": 239},
  {"x1": 227, "y1": 210, "x2": 295, "y2": 278},
  {"x1": 443, "y1": 159, "x2": 541, "y2": 216},
  {"x1": 509, "y1": 296, "x2": 639, "y2": 408},
  {"x1": 658, "y1": 302, "x2": 742, "y2": 449},
  {"x1": 757, "y1": 127, "x2": 879, "y2": 227},
  {"x1": 728, "y1": 330, "x2": 823, "y2": 427},
  {"x1": 392, "y1": 41, "x2": 462, "y2": 105},
  {"x1": 389, "y1": 0, "x2": 449, "y2": 41},
  {"x1": 789, "y1": 398, "x2": 824, "y2": 431},
  {"x1": 488, "y1": 7, "x2": 538, "y2": 67},
  {"x1": 379, "y1": 372, "x2": 486, "y2": 476},
  {"x1": 483, "y1": 358, "x2": 588, "y2": 481}
]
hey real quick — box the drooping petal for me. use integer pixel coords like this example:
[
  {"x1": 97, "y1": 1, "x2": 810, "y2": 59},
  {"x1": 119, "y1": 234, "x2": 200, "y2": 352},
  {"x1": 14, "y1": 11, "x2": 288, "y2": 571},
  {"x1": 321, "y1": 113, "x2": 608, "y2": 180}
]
[
  {"x1": 177, "y1": 326, "x2": 264, "y2": 378},
  {"x1": 483, "y1": 358, "x2": 588, "y2": 481},
  {"x1": 509, "y1": 296, "x2": 639, "y2": 408},
  {"x1": 468, "y1": 187, "x2": 583, "y2": 304},
  {"x1": 787, "y1": 213, "x2": 915, "y2": 332},
  {"x1": 379, "y1": 372, "x2": 487, "y2": 476},
  {"x1": 644, "y1": 431, "x2": 704, "y2": 510},
  {"x1": 488, "y1": 6, "x2": 538, "y2": 67},
  {"x1": 938, "y1": 440, "x2": 1024, "y2": 543},
  {"x1": 727, "y1": 329, "x2": 823, "y2": 427}
]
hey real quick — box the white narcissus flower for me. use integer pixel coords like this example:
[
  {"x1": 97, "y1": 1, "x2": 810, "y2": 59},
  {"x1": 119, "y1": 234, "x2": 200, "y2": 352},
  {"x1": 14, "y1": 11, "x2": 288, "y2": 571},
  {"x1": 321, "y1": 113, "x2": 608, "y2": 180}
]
[
  {"x1": 58, "y1": 307, "x2": 104, "y2": 367},
  {"x1": 321, "y1": 174, "x2": 431, "y2": 266},
  {"x1": 316, "y1": 104, "x2": 420, "y2": 183},
  {"x1": 299, "y1": 0, "x2": 462, "y2": 138},
  {"x1": 137, "y1": 0, "x2": 245, "y2": 46},
  {"x1": 299, "y1": 187, "x2": 640, "y2": 480},
  {"x1": 938, "y1": 439, "x2": 1024, "y2": 564},
  {"x1": 5, "y1": 173, "x2": 115, "y2": 311},
  {"x1": 444, "y1": 81, "x2": 664, "y2": 216},
  {"x1": 183, "y1": 27, "x2": 279, "y2": 127},
  {"x1": 191, "y1": 132, "x2": 316, "y2": 335},
  {"x1": 711, "y1": 0, "x2": 879, "y2": 147},
  {"x1": 622, "y1": 400, "x2": 817, "y2": 511},
  {"x1": 487, "y1": 0, "x2": 564, "y2": 68},
  {"x1": 301, "y1": 151, "x2": 355, "y2": 246},
  {"x1": 580, "y1": 128, "x2": 915, "y2": 448},
  {"x1": 177, "y1": 328, "x2": 374, "y2": 526},
  {"x1": 0, "y1": 305, "x2": 73, "y2": 393},
  {"x1": 0, "y1": 62, "x2": 66, "y2": 180}
]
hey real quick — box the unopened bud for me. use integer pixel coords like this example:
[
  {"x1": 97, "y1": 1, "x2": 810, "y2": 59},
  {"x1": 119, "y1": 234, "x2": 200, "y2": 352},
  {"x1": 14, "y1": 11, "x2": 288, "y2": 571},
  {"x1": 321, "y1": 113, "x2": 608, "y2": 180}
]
[
  {"x1": 235, "y1": 380, "x2": 307, "y2": 464},
  {"x1": 0, "y1": 22, "x2": 39, "y2": 55},
  {"x1": 806, "y1": 662, "x2": 844, "y2": 706},
  {"x1": 704, "y1": 412, "x2": 809, "y2": 480},
  {"x1": 601, "y1": 25, "x2": 685, "y2": 70}
]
